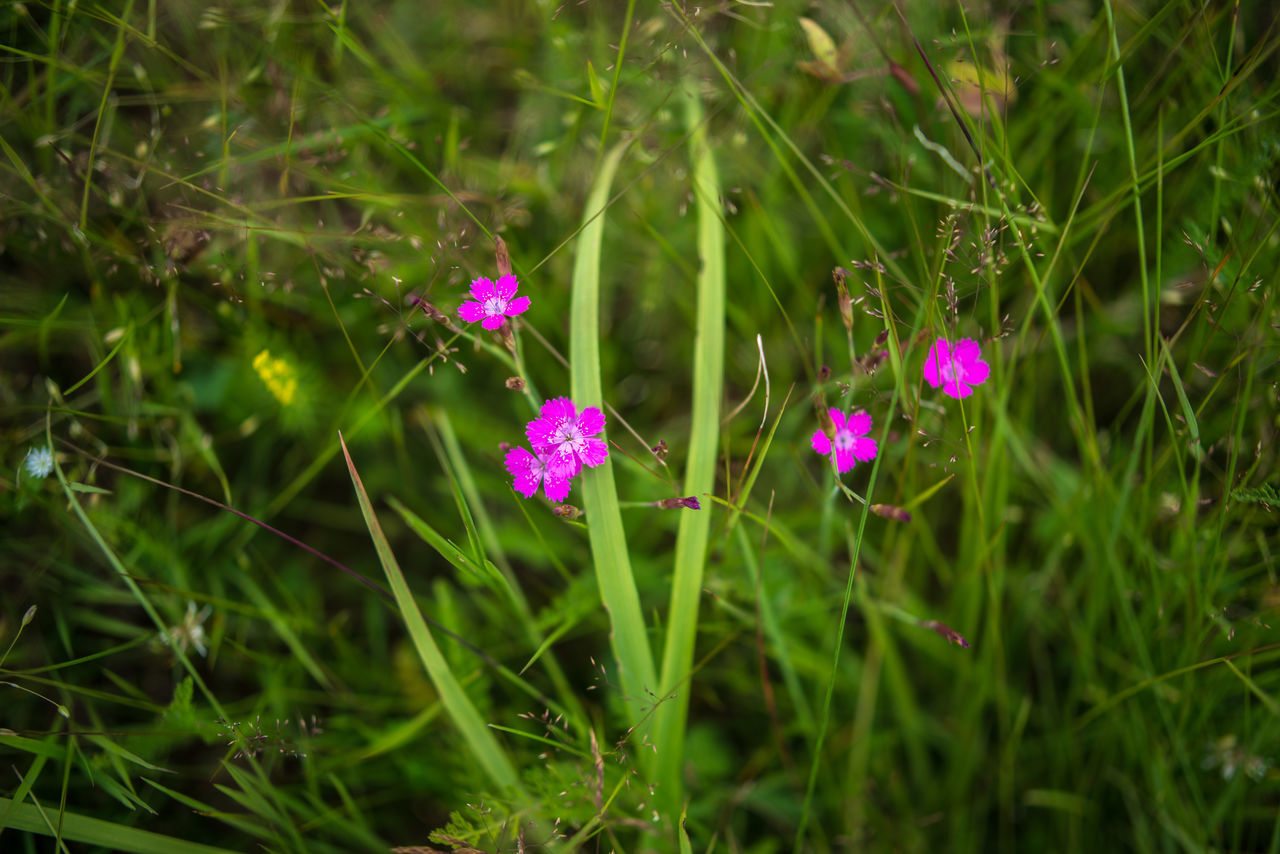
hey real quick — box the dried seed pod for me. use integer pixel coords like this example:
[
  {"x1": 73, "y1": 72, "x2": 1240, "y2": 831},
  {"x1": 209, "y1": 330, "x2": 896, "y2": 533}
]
[
  {"x1": 923, "y1": 619, "x2": 970, "y2": 649},
  {"x1": 494, "y1": 234, "x2": 512, "y2": 277},
  {"x1": 870, "y1": 503, "x2": 911, "y2": 522},
  {"x1": 833, "y1": 266, "x2": 854, "y2": 331},
  {"x1": 657, "y1": 496, "x2": 701, "y2": 510},
  {"x1": 408, "y1": 295, "x2": 449, "y2": 323}
]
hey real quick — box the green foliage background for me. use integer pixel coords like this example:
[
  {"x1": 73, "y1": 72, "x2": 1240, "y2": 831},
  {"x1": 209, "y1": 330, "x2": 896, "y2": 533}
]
[{"x1": 3, "y1": 1, "x2": 1280, "y2": 851}]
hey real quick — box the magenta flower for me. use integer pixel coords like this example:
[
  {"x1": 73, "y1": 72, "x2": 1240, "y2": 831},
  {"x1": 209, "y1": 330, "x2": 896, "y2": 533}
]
[
  {"x1": 505, "y1": 446, "x2": 572, "y2": 502},
  {"x1": 526, "y1": 397, "x2": 608, "y2": 478},
  {"x1": 811, "y1": 408, "x2": 878, "y2": 474},
  {"x1": 923, "y1": 337, "x2": 990, "y2": 399},
  {"x1": 458, "y1": 274, "x2": 530, "y2": 330}
]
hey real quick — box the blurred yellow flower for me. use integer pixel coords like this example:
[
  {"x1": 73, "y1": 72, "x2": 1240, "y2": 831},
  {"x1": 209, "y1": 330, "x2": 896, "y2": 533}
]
[{"x1": 252, "y1": 349, "x2": 297, "y2": 406}]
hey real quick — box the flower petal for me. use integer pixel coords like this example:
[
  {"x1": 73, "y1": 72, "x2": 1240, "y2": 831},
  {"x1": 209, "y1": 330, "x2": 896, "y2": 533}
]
[
  {"x1": 511, "y1": 470, "x2": 541, "y2": 498},
  {"x1": 844, "y1": 410, "x2": 872, "y2": 437},
  {"x1": 495, "y1": 274, "x2": 520, "y2": 301},
  {"x1": 548, "y1": 449, "x2": 582, "y2": 479},
  {"x1": 826, "y1": 407, "x2": 847, "y2": 432},
  {"x1": 578, "y1": 437, "x2": 609, "y2": 468},
  {"x1": 832, "y1": 447, "x2": 857, "y2": 474},
  {"x1": 943, "y1": 378, "x2": 972, "y2": 399},
  {"x1": 469, "y1": 276, "x2": 497, "y2": 301},
  {"x1": 922, "y1": 338, "x2": 951, "y2": 389},
  {"x1": 811, "y1": 429, "x2": 832, "y2": 455},
  {"x1": 851, "y1": 436, "x2": 878, "y2": 462},
  {"x1": 526, "y1": 418, "x2": 555, "y2": 450},
  {"x1": 504, "y1": 446, "x2": 536, "y2": 476},
  {"x1": 540, "y1": 397, "x2": 577, "y2": 424},
  {"x1": 965, "y1": 355, "x2": 990, "y2": 387},
  {"x1": 458, "y1": 301, "x2": 488, "y2": 323},
  {"x1": 542, "y1": 475, "x2": 572, "y2": 502},
  {"x1": 953, "y1": 338, "x2": 983, "y2": 365},
  {"x1": 576, "y1": 406, "x2": 606, "y2": 436},
  {"x1": 481, "y1": 315, "x2": 505, "y2": 330},
  {"x1": 504, "y1": 296, "x2": 531, "y2": 317}
]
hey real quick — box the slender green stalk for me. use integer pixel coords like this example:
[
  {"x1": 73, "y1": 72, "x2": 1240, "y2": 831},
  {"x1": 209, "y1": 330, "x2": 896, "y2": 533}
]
[
  {"x1": 653, "y1": 78, "x2": 726, "y2": 819},
  {"x1": 1102, "y1": 0, "x2": 1152, "y2": 366},
  {"x1": 79, "y1": 0, "x2": 135, "y2": 232},
  {"x1": 569, "y1": 140, "x2": 659, "y2": 741},
  {"x1": 339, "y1": 434, "x2": 522, "y2": 794},
  {"x1": 0, "y1": 797, "x2": 240, "y2": 854},
  {"x1": 428, "y1": 407, "x2": 587, "y2": 728}
]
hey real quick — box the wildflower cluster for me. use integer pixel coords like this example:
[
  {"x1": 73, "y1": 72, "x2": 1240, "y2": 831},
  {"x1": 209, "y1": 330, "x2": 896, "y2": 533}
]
[
  {"x1": 811, "y1": 336, "x2": 990, "y2": 474},
  {"x1": 455, "y1": 264, "x2": 992, "y2": 508},
  {"x1": 506, "y1": 397, "x2": 608, "y2": 501},
  {"x1": 451, "y1": 267, "x2": 606, "y2": 503}
]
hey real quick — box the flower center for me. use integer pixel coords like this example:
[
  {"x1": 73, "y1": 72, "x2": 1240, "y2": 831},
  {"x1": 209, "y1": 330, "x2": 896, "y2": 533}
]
[
  {"x1": 484, "y1": 296, "x2": 505, "y2": 315},
  {"x1": 834, "y1": 430, "x2": 855, "y2": 450},
  {"x1": 940, "y1": 359, "x2": 966, "y2": 383},
  {"x1": 555, "y1": 424, "x2": 583, "y2": 448}
]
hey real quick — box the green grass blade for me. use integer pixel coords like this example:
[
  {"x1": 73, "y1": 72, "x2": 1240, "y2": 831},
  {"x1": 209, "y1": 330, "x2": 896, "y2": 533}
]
[
  {"x1": 0, "y1": 797, "x2": 239, "y2": 854},
  {"x1": 654, "y1": 78, "x2": 726, "y2": 815},
  {"x1": 569, "y1": 140, "x2": 659, "y2": 734},
  {"x1": 1157, "y1": 337, "x2": 1203, "y2": 462},
  {"x1": 339, "y1": 433, "x2": 522, "y2": 794},
  {"x1": 424, "y1": 403, "x2": 591, "y2": 738},
  {"x1": 387, "y1": 495, "x2": 504, "y2": 590}
]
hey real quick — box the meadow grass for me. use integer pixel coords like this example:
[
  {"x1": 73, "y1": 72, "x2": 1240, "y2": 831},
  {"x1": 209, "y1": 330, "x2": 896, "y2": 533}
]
[{"x1": 3, "y1": 1, "x2": 1280, "y2": 852}]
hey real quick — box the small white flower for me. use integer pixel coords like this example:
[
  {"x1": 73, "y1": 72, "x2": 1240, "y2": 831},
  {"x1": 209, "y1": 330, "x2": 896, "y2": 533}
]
[
  {"x1": 23, "y1": 446, "x2": 54, "y2": 480},
  {"x1": 161, "y1": 601, "x2": 213, "y2": 657}
]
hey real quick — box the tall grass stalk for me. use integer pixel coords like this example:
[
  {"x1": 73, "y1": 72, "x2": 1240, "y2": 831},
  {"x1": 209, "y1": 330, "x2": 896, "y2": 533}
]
[
  {"x1": 569, "y1": 141, "x2": 659, "y2": 741},
  {"x1": 427, "y1": 408, "x2": 586, "y2": 725},
  {"x1": 0, "y1": 796, "x2": 240, "y2": 854},
  {"x1": 339, "y1": 434, "x2": 522, "y2": 794},
  {"x1": 653, "y1": 79, "x2": 726, "y2": 817}
]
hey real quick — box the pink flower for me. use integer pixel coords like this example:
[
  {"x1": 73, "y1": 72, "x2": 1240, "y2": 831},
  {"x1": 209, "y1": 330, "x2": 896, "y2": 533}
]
[
  {"x1": 811, "y1": 408, "x2": 878, "y2": 474},
  {"x1": 526, "y1": 397, "x2": 608, "y2": 478},
  {"x1": 505, "y1": 446, "x2": 572, "y2": 502},
  {"x1": 923, "y1": 337, "x2": 990, "y2": 399},
  {"x1": 458, "y1": 274, "x2": 530, "y2": 330}
]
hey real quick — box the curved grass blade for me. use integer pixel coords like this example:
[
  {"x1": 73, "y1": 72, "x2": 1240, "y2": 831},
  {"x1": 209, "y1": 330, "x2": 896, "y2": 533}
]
[
  {"x1": 339, "y1": 433, "x2": 521, "y2": 794},
  {"x1": 0, "y1": 797, "x2": 238, "y2": 854},
  {"x1": 653, "y1": 78, "x2": 726, "y2": 815},
  {"x1": 569, "y1": 140, "x2": 658, "y2": 734}
]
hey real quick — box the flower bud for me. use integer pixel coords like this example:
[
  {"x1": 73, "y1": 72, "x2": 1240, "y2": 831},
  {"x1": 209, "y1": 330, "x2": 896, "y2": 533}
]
[
  {"x1": 409, "y1": 295, "x2": 449, "y2": 324},
  {"x1": 833, "y1": 267, "x2": 854, "y2": 331},
  {"x1": 657, "y1": 496, "x2": 701, "y2": 510},
  {"x1": 923, "y1": 620, "x2": 970, "y2": 648},
  {"x1": 553, "y1": 503, "x2": 583, "y2": 520},
  {"x1": 870, "y1": 503, "x2": 911, "y2": 522},
  {"x1": 494, "y1": 235, "x2": 513, "y2": 277}
]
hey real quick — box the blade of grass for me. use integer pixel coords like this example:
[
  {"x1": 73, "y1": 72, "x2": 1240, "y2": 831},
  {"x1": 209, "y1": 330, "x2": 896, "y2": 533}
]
[
  {"x1": 653, "y1": 77, "x2": 726, "y2": 818},
  {"x1": 78, "y1": 0, "x2": 135, "y2": 233},
  {"x1": 0, "y1": 797, "x2": 239, "y2": 854},
  {"x1": 1102, "y1": 0, "x2": 1154, "y2": 367},
  {"x1": 569, "y1": 139, "x2": 659, "y2": 737},
  {"x1": 339, "y1": 433, "x2": 522, "y2": 794}
]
